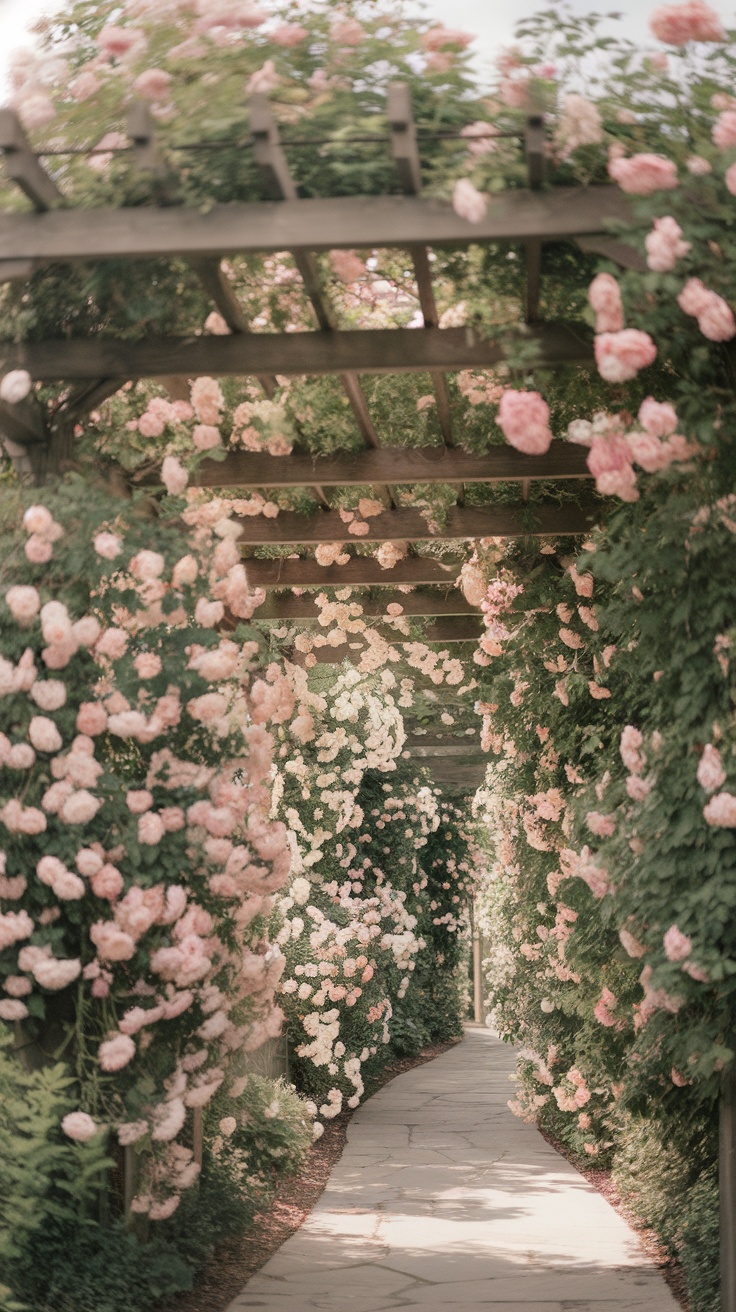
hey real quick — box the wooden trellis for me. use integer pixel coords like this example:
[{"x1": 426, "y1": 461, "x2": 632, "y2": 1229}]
[{"x1": 0, "y1": 83, "x2": 629, "y2": 782}]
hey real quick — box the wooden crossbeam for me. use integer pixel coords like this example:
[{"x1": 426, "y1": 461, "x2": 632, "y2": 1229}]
[
  {"x1": 195, "y1": 440, "x2": 589, "y2": 489},
  {"x1": 0, "y1": 188, "x2": 633, "y2": 265},
  {"x1": 236, "y1": 501, "x2": 597, "y2": 545},
  {"x1": 0, "y1": 396, "x2": 47, "y2": 446},
  {"x1": 13, "y1": 322, "x2": 593, "y2": 382},
  {"x1": 254, "y1": 590, "x2": 479, "y2": 619},
  {"x1": 0, "y1": 109, "x2": 63, "y2": 212},
  {"x1": 255, "y1": 593, "x2": 480, "y2": 621},
  {"x1": 244, "y1": 556, "x2": 464, "y2": 588}
]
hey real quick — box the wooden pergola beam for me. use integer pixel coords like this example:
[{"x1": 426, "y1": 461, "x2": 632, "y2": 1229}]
[
  {"x1": 0, "y1": 187, "x2": 633, "y2": 265},
  {"x1": 196, "y1": 440, "x2": 589, "y2": 489},
  {"x1": 244, "y1": 556, "x2": 465, "y2": 588},
  {"x1": 252, "y1": 589, "x2": 479, "y2": 619},
  {"x1": 237, "y1": 501, "x2": 597, "y2": 545},
  {"x1": 0, "y1": 109, "x2": 63, "y2": 212},
  {"x1": 13, "y1": 322, "x2": 593, "y2": 382}
]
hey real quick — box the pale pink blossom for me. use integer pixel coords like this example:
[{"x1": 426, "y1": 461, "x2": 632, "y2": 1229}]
[
  {"x1": 645, "y1": 216, "x2": 691, "y2": 272},
  {"x1": 687, "y1": 154, "x2": 712, "y2": 174},
  {"x1": 650, "y1": 0, "x2": 724, "y2": 43},
  {"x1": 32, "y1": 957, "x2": 82, "y2": 990},
  {"x1": 3, "y1": 976, "x2": 31, "y2": 997},
  {"x1": 331, "y1": 17, "x2": 364, "y2": 44},
  {"x1": 134, "y1": 652, "x2": 162, "y2": 679},
  {"x1": 194, "y1": 598, "x2": 224, "y2": 628},
  {"x1": 96, "y1": 25, "x2": 146, "y2": 58},
  {"x1": 93, "y1": 531, "x2": 123, "y2": 559},
  {"x1": 76, "y1": 849, "x2": 103, "y2": 877},
  {"x1": 497, "y1": 389, "x2": 552, "y2": 455},
  {"x1": 594, "y1": 330, "x2": 657, "y2": 383},
  {"x1": 193, "y1": 424, "x2": 222, "y2": 452},
  {"x1": 91, "y1": 864, "x2": 124, "y2": 901},
  {"x1": 133, "y1": 68, "x2": 172, "y2": 101},
  {"x1": 151, "y1": 1097, "x2": 186, "y2": 1142},
  {"x1": 138, "y1": 812, "x2": 165, "y2": 845},
  {"x1": 28, "y1": 715, "x2": 62, "y2": 754},
  {"x1": 639, "y1": 397, "x2": 679, "y2": 437},
  {"x1": 70, "y1": 70, "x2": 100, "y2": 102},
  {"x1": 704, "y1": 791, "x2": 736, "y2": 826},
  {"x1": 76, "y1": 702, "x2": 108, "y2": 735},
  {"x1": 587, "y1": 433, "x2": 638, "y2": 501},
  {"x1": 452, "y1": 179, "x2": 487, "y2": 224},
  {"x1": 173, "y1": 555, "x2": 198, "y2": 588},
  {"x1": 61, "y1": 1112, "x2": 98, "y2": 1144},
  {"x1": 586, "y1": 810, "x2": 616, "y2": 837},
  {"x1": 726, "y1": 162, "x2": 736, "y2": 195},
  {"x1": 162, "y1": 455, "x2": 188, "y2": 496},
  {"x1": 150, "y1": 1197, "x2": 181, "y2": 1221},
  {"x1": 190, "y1": 377, "x2": 224, "y2": 425},
  {"x1": 61, "y1": 790, "x2": 101, "y2": 825},
  {"x1": 422, "y1": 24, "x2": 473, "y2": 50},
  {"x1": 588, "y1": 273, "x2": 623, "y2": 333},
  {"x1": 698, "y1": 743, "x2": 726, "y2": 792},
  {"x1": 713, "y1": 109, "x2": 736, "y2": 148},
  {"x1": 25, "y1": 536, "x2": 53, "y2": 565},
  {"x1": 0, "y1": 909, "x2": 34, "y2": 950},
  {"x1": 329, "y1": 249, "x2": 366, "y2": 282},
  {"x1": 556, "y1": 94, "x2": 602, "y2": 157},
  {"x1": 271, "y1": 22, "x2": 308, "y2": 46},
  {"x1": 118, "y1": 1121, "x2": 148, "y2": 1145},
  {"x1": 6, "y1": 585, "x2": 40, "y2": 623},
  {"x1": 129, "y1": 550, "x2": 164, "y2": 582},
  {"x1": 99, "y1": 1032, "x2": 136, "y2": 1071},
  {"x1": 0, "y1": 369, "x2": 32, "y2": 404},
  {"x1": 90, "y1": 921, "x2": 136, "y2": 961},
  {"x1": 31, "y1": 680, "x2": 66, "y2": 711},
  {"x1": 663, "y1": 924, "x2": 692, "y2": 960},
  {"x1": 608, "y1": 153, "x2": 678, "y2": 194},
  {"x1": 620, "y1": 726, "x2": 646, "y2": 773}
]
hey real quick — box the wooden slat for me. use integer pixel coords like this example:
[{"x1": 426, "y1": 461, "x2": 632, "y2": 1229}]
[
  {"x1": 0, "y1": 109, "x2": 63, "y2": 211},
  {"x1": 524, "y1": 114, "x2": 545, "y2": 323},
  {"x1": 388, "y1": 82, "x2": 457, "y2": 473},
  {"x1": 0, "y1": 188, "x2": 634, "y2": 265},
  {"x1": 195, "y1": 440, "x2": 589, "y2": 488},
  {"x1": 14, "y1": 321, "x2": 593, "y2": 382},
  {"x1": 236, "y1": 501, "x2": 597, "y2": 544},
  {"x1": 244, "y1": 556, "x2": 464, "y2": 588},
  {"x1": 250, "y1": 94, "x2": 382, "y2": 456},
  {"x1": 255, "y1": 590, "x2": 478, "y2": 618}
]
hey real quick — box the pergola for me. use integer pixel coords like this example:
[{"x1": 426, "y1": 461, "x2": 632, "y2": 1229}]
[{"x1": 0, "y1": 86, "x2": 638, "y2": 790}]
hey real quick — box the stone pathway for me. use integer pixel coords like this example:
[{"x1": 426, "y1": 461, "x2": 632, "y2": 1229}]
[{"x1": 228, "y1": 1027, "x2": 681, "y2": 1311}]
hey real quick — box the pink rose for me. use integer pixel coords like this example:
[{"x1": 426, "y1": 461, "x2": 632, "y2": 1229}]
[
  {"x1": 96, "y1": 25, "x2": 145, "y2": 58},
  {"x1": 134, "y1": 652, "x2": 162, "y2": 679},
  {"x1": 620, "y1": 725, "x2": 646, "y2": 773},
  {"x1": 713, "y1": 109, "x2": 736, "y2": 149},
  {"x1": 74, "y1": 615, "x2": 101, "y2": 645},
  {"x1": 703, "y1": 791, "x2": 736, "y2": 826},
  {"x1": 99, "y1": 1032, "x2": 136, "y2": 1072},
  {"x1": 76, "y1": 848, "x2": 103, "y2": 877},
  {"x1": 497, "y1": 389, "x2": 552, "y2": 455},
  {"x1": 663, "y1": 924, "x2": 692, "y2": 961},
  {"x1": 0, "y1": 369, "x2": 32, "y2": 404},
  {"x1": 93, "y1": 532, "x2": 123, "y2": 560},
  {"x1": 452, "y1": 179, "x2": 487, "y2": 224},
  {"x1": 161, "y1": 455, "x2": 188, "y2": 496},
  {"x1": 697, "y1": 743, "x2": 726, "y2": 792},
  {"x1": 62, "y1": 1111, "x2": 98, "y2": 1141},
  {"x1": 687, "y1": 154, "x2": 712, "y2": 174},
  {"x1": 5, "y1": 585, "x2": 40, "y2": 624},
  {"x1": 91, "y1": 864, "x2": 124, "y2": 901},
  {"x1": 588, "y1": 273, "x2": 623, "y2": 333},
  {"x1": 129, "y1": 551, "x2": 164, "y2": 582},
  {"x1": 587, "y1": 433, "x2": 638, "y2": 500},
  {"x1": 61, "y1": 790, "x2": 101, "y2": 825},
  {"x1": 0, "y1": 998, "x2": 27, "y2": 1020},
  {"x1": 272, "y1": 21, "x2": 308, "y2": 45},
  {"x1": 96, "y1": 627, "x2": 129, "y2": 661},
  {"x1": 608, "y1": 152, "x2": 678, "y2": 194},
  {"x1": 586, "y1": 811, "x2": 616, "y2": 837},
  {"x1": 31, "y1": 680, "x2": 66, "y2": 711},
  {"x1": 650, "y1": 0, "x2": 724, "y2": 43},
  {"x1": 626, "y1": 431, "x2": 671, "y2": 472},
  {"x1": 76, "y1": 702, "x2": 108, "y2": 736},
  {"x1": 32, "y1": 957, "x2": 82, "y2": 990},
  {"x1": 133, "y1": 68, "x2": 172, "y2": 101},
  {"x1": 138, "y1": 812, "x2": 165, "y2": 845},
  {"x1": 638, "y1": 397, "x2": 678, "y2": 437},
  {"x1": 172, "y1": 555, "x2": 198, "y2": 588},
  {"x1": 192, "y1": 423, "x2": 222, "y2": 452},
  {"x1": 645, "y1": 216, "x2": 691, "y2": 272},
  {"x1": 594, "y1": 330, "x2": 657, "y2": 383},
  {"x1": 194, "y1": 598, "x2": 225, "y2": 628},
  {"x1": 90, "y1": 920, "x2": 136, "y2": 961},
  {"x1": 28, "y1": 715, "x2": 62, "y2": 754},
  {"x1": 25, "y1": 536, "x2": 53, "y2": 564}
]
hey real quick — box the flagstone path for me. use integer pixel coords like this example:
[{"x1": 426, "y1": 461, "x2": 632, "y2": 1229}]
[{"x1": 227, "y1": 1027, "x2": 681, "y2": 1311}]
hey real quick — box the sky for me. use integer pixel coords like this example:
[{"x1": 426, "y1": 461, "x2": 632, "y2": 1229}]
[{"x1": 0, "y1": 0, "x2": 727, "y2": 91}]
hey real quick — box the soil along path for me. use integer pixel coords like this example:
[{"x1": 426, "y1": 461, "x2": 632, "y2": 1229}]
[{"x1": 227, "y1": 1028, "x2": 680, "y2": 1312}]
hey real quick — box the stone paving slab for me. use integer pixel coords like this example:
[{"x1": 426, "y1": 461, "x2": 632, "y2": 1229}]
[{"x1": 227, "y1": 1029, "x2": 680, "y2": 1312}]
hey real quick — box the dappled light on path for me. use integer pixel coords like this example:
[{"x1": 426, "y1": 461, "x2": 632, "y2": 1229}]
[{"x1": 229, "y1": 1028, "x2": 679, "y2": 1311}]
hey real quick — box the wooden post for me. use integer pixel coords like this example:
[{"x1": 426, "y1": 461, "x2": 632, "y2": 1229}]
[
  {"x1": 472, "y1": 902, "x2": 484, "y2": 1024},
  {"x1": 192, "y1": 1106, "x2": 203, "y2": 1168},
  {"x1": 123, "y1": 1145, "x2": 136, "y2": 1220},
  {"x1": 721, "y1": 1067, "x2": 736, "y2": 1312}
]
